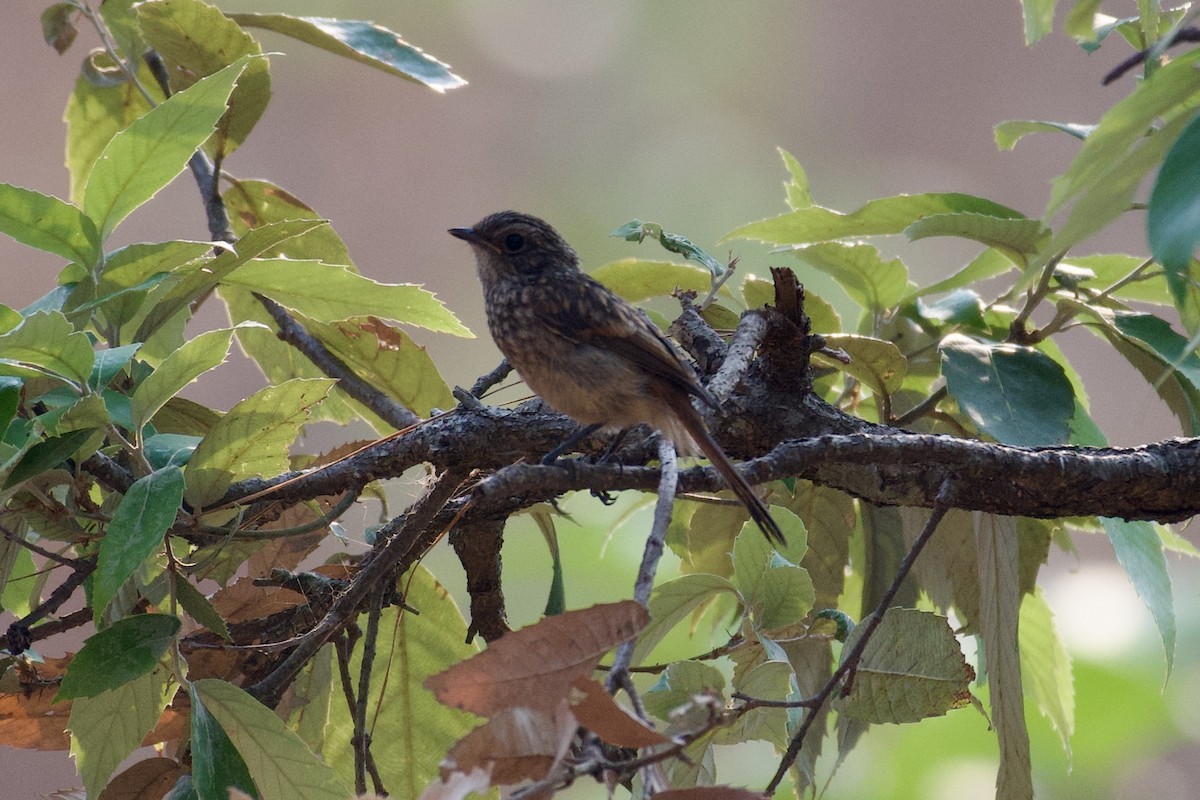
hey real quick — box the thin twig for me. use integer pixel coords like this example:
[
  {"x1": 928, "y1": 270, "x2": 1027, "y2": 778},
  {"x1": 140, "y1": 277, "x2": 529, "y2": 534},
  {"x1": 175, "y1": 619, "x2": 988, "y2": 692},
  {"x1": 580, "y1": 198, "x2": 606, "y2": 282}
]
[
  {"x1": 706, "y1": 312, "x2": 768, "y2": 403},
  {"x1": 353, "y1": 584, "x2": 387, "y2": 795},
  {"x1": 765, "y1": 479, "x2": 955, "y2": 793},
  {"x1": 470, "y1": 359, "x2": 513, "y2": 398},
  {"x1": 255, "y1": 293, "x2": 421, "y2": 430}
]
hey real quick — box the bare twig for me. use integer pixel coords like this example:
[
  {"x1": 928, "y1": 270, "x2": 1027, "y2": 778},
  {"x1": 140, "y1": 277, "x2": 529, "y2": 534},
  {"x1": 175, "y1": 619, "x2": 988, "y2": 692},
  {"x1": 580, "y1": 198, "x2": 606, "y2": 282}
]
[
  {"x1": 706, "y1": 312, "x2": 768, "y2": 403},
  {"x1": 765, "y1": 480, "x2": 955, "y2": 793},
  {"x1": 353, "y1": 584, "x2": 387, "y2": 796},
  {"x1": 470, "y1": 359, "x2": 513, "y2": 398}
]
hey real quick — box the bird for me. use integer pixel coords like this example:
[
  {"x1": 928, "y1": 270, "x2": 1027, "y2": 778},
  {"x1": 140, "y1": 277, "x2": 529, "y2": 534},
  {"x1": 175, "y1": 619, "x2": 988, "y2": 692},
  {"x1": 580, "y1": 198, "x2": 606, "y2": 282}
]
[{"x1": 449, "y1": 211, "x2": 784, "y2": 546}]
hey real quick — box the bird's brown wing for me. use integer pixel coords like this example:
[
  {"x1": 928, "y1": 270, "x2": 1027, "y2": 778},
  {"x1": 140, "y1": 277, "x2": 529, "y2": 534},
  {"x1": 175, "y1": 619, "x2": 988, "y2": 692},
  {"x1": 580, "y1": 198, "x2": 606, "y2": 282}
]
[{"x1": 541, "y1": 278, "x2": 719, "y2": 409}]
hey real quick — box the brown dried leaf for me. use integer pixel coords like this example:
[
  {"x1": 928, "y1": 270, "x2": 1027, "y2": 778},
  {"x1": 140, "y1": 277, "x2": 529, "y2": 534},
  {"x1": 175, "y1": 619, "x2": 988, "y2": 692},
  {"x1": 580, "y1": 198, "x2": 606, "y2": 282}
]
[
  {"x1": 209, "y1": 578, "x2": 306, "y2": 624},
  {"x1": 654, "y1": 788, "x2": 768, "y2": 800},
  {"x1": 0, "y1": 689, "x2": 71, "y2": 749},
  {"x1": 426, "y1": 601, "x2": 648, "y2": 717},
  {"x1": 97, "y1": 757, "x2": 182, "y2": 800},
  {"x1": 441, "y1": 701, "x2": 576, "y2": 786},
  {"x1": 570, "y1": 676, "x2": 669, "y2": 748}
]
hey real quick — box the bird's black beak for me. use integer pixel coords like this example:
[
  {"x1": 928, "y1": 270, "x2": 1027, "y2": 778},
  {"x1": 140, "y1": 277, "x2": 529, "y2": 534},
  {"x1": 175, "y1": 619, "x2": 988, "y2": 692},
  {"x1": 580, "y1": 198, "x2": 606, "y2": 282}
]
[{"x1": 448, "y1": 226, "x2": 477, "y2": 243}]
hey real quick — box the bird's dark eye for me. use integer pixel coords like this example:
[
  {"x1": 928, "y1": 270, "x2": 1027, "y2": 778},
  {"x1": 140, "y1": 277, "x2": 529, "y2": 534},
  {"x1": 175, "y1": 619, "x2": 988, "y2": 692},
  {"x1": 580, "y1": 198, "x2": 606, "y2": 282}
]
[{"x1": 503, "y1": 233, "x2": 525, "y2": 252}]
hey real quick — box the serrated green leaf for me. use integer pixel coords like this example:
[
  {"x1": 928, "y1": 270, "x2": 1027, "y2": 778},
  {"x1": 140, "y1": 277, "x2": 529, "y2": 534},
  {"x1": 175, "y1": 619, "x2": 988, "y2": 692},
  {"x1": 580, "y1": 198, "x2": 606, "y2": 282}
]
[
  {"x1": 323, "y1": 565, "x2": 476, "y2": 800},
  {"x1": 56, "y1": 393, "x2": 110, "y2": 434},
  {"x1": 717, "y1": 660, "x2": 793, "y2": 747},
  {"x1": 229, "y1": 14, "x2": 466, "y2": 92},
  {"x1": 287, "y1": 311, "x2": 455, "y2": 416},
  {"x1": 134, "y1": 219, "x2": 326, "y2": 343},
  {"x1": 68, "y1": 665, "x2": 173, "y2": 797},
  {"x1": 0, "y1": 183, "x2": 99, "y2": 266},
  {"x1": 905, "y1": 213, "x2": 1048, "y2": 267},
  {"x1": 994, "y1": 120, "x2": 1095, "y2": 151},
  {"x1": 65, "y1": 64, "x2": 162, "y2": 205},
  {"x1": 56, "y1": 613, "x2": 180, "y2": 701},
  {"x1": 817, "y1": 334, "x2": 907, "y2": 396},
  {"x1": 724, "y1": 192, "x2": 1024, "y2": 246},
  {"x1": 1148, "y1": 111, "x2": 1200, "y2": 312},
  {"x1": 93, "y1": 240, "x2": 212, "y2": 329},
  {"x1": 220, "y1": 259, "x2": 471, "y2": 336},
  {"x1": 632, "y1": 573, "x2": 739, "y2": 665},
  {"x1": 1020, "y1": 587, "x2": 1074, "y2": 756},
  {"x1": 0, "y1": 311, "x2": 94, "y2": 386},
  {"x1": 144, "y1": 433, "x2": 201, "y2": 469},
  {"x1": 779, "y1": 147, "x2": 814, "y2": 210},
  {"x1": 185, "y1": 378, "x2": 335, "y2": 508},
  {"x1": 976, "y1": 512, "x2": 1033, "y2": 799},
  {"x1": 173, "y1": 573, "x2": 230, "y2": 640},
  {"x1": 1101, "y1": 517, "x2": 1176, "y2": 675},
  {"x1": 3, "y1": 428, "x2": 96, "y2": 489},
  {"x1": 0, "y1": 377, "x2": 22, "y2": 438},
  {"x1": 1065, "y1": 0, "x2": 1106, "y2": 41},
  {"x1": 223, "y1": 179, "x2": 352, "y2": 266},
  {"x1": 592, "y1": 259, "x2": 712, "y2": 302},
  {"x1": 941, "y1": 334, "x2": 1074, "y2": 446},
  {"x1": 136, "y1": 0, "x2": 271, "y2": 159},
  {"x1": 92, "y1": 466, "x2": 184, "y2": 620},
  {"x1": 1048, "y1": 48, "x2": 1200, "y2": 215},
  {"x1": 90, "y1": 343, "x2": 141, "y2": 390},
  {"x1": 1021, "y1": 0, "x2": 1056, "y2": 43},
  {"x1": 190, "y1": 682, "x2": 258, "y2": 800},
  {"x1": 833, "y1": 608, "x2": 973, "y2": 724},
  {"x1": 130, "y1": 327, "x2": 236, "y2": 431},
  {"x1": 643, "y1": 660, "x2": 727, "y2": 724},
  {"x1": 1113, "y1": 312, "x2": 1200, "y2": 386},
  {"x1": 789, "y1": 242, "x2": 912, "y2": 313},
  {"x1": 83, "y1": 57, "x2": 252, "y2": 241},
  {"x1": 756, "y1": 566, "x2": 815, "y2": 630},
  {"x1": 784, "y1": 481, "x2": 854, "y2": 611}
]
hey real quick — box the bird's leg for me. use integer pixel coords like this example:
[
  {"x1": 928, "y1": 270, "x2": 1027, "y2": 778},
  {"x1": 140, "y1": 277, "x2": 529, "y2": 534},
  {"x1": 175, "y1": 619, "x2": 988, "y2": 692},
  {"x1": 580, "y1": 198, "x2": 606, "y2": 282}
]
[{"x1": 541, "y1": 422, "x2": 604, "y2": 465}]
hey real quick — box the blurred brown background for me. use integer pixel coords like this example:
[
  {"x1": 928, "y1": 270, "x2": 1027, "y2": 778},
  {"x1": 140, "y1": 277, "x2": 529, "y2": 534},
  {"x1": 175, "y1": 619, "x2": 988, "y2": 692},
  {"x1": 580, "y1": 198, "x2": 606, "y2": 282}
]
[{"x1": 0, "y1": 1, "x2": 1194, "y2": 797}]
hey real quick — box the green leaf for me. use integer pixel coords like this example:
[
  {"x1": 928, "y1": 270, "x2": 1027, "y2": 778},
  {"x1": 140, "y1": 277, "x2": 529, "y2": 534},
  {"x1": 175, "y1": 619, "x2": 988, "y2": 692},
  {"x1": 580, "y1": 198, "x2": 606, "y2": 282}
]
[
  {"x1": 916, "y1": 289, "x2": 986, "y2": 328},
  {"x1": 144, "y1": 433, "x2": 201, "y2": 469},
  {"x1": 644, "y1": 660, "x2": 727, "y2": 722},
  {"x1": 1065, "y1": 0, "x2": 1106, "y2": 41},
  {"x1": 940, "y1": 334, "x2": 1074, "y2": 446},
  {"x1": 731, "y1": 509, "x2": 812, "y2": 630},
  {"x1": 632, "y1": 573, "x2": 739, "y2": 665},
  {"x1": 717, "y1": 659, "x2": 793, "y2": 747},
  {"x1": 131, "y1": 327, "x2": 236, "y2": 431},
  {"x1": 68, "y1": 665, "x2": 173, "y2": 797},
  {"x1": 92, "y1": 466, "x2": 185, "y2": 620},
  {"x1": 832, "y1": 608, "x2": 973, "y2": 723},
  {"x1": 228, "y1": 14, "x2": 466, "y2": 93},
  {"x1": 4, "y1": 428, "x2": 96, "y2": 489},
  {"x1": 976, "y1": 512, "x2": 1033, "y2": 799},
  {"x1": 1, "y1": 545, "x2": 37, "y2": 619},
  {"x1": 1021, "y1": 0, "x2": 1056, "y2": 43},
  {"x1": 905, "y1": 213, "x2": 1049, "y2": 267},
  {"x1": 0, "y1": 311, "x2": 93, "y2": 387},
  {"x1": 788, "y1": 242, "x2": 912, "y2": 313},
  {"x1": 0, "y1": 377, "x2": 22, "y2": 438},
  {"x1": 1101, "y1": 517, "x2": 1176, "y2": 675},
  {"x1": 185, "y1": 378, "x2": 335, "y2": 508},
  {"x1": 1148, "y1": 111, "x2": 1200, "y2": 310},
  {"x1": 724, "y1": 192, "x2": 1025, "y2": 246},
  {"x1": 0, "y1": 183, "x2": 99, "y2": 267},
  {"x1": 994, "y1": 120, "x2": 1094, "y2": 150},
  {"x1": 135, "y1": 0, "x2": 271, "y2": 158},
  {"x1": 83, "y1": 56, "x2": 252, "y2": 241},
  {"x1": 216, "y1": 682, "x2": 336, "y2": 800},
  {"x1": 612, "y1": 220, "x2": 726, "y2": 276},
  {"x1": 223, "y1": 179, "x2": 352, "y2": 266},
  {"x1": 779, "y1": 147, "x2": 814, "y2": 210},
  {"x1": 592, "y1": 259, "x2": 712, "y2": 302},
  {"x1": 174, "y1": 573, "x2": 230, "y2": 640},
  {"x1": 133, "y1": 219, "x2": 327, "y2": 343},
  {"x1": 1048, "y1": 48, "x2": 1200, "y2": 216},
  {"x1": 817, "y1": 334, "x2": 907, "y2": 396},
  {"x1": 90, "y1": 343, "x2": 141, "y2": 390},
  {"x1": 220, "y1": 259, "x2": 471, "y2": 336},
  {"x1": 64, "y1": 64, "x2": 162, "y2": 205},
  {"x1": 190, "y1": 682, "x2": 258, "y2": 800},
  {"x1": 1113, "y1": 312, "x2": 1200, "y2": 386},
  {"x1": 56, "y1": 613, "x2": 180, "y2": 701},
  {"x1": 286, "y1": 311, "x2": 455, "y2": 417},
  {"x1": 1019, "y1": 587, "x2": 1074, "y2": 756},
  {"x1": 325, "y1": 566, "x2": 478, "y2": 798}
]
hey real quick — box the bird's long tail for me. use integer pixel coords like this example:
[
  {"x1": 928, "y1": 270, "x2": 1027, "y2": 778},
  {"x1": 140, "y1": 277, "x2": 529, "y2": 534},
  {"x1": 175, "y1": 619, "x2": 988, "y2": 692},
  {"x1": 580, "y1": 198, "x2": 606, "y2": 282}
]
[{"x1": 674, "y1": 402, "x2": 786, "y2": 547}]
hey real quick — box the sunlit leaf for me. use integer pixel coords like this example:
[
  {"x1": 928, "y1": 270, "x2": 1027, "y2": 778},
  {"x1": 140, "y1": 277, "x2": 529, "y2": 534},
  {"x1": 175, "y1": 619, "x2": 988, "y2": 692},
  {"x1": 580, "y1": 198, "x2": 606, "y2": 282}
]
[
  {"x1": 228, "y1": 14, "x2": 466, "y2": 92},
  {"x1": 994, "y1": 120, "x2": 1095, "y2": 151},
  {"x1": 1020, "y1": 587, "x2": 1074, "y2": 756},
  {"x1": 592, "y1": 260, "x2": 711, "y2": 302},
  {"x1": 0, "y1": 311, "x2": 93, "y2": 387},
  {"x1": 0, "y1": 183, "x2": 99, "y2": 267},
  {"x1": 1021, "y1": 0, "x2": 1056, "y2": 44},
  {"x1": 189, "y1": 682, "x2": 258, "y2": 800},
  {"x1": 130, "y1": 327, "x2": 237, "y2": 431},
  {"x1": 1101, "y1": 517, "x2": 1176, "y2": 675}
]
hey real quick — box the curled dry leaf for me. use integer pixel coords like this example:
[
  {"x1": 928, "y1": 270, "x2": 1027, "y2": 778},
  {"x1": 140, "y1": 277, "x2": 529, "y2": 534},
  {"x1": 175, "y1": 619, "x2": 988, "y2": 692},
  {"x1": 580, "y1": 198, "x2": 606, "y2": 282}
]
[
  {"x1": 425, "y1": 600, "x2": 648, "y2": 717},
  {"x1": 441, "y1": 700, "x2": 577, "y2": 786},
  {"x1": 97, "y1": 757, "x2": 183, "y2": 800},
  {"x1": 569, "y1": 676, "x2": 669, "y2": 749}
]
